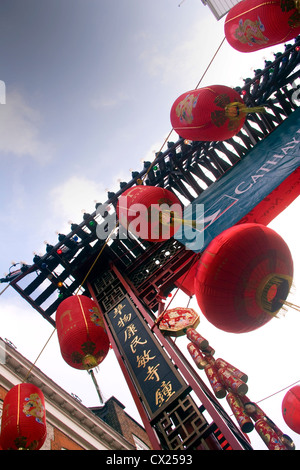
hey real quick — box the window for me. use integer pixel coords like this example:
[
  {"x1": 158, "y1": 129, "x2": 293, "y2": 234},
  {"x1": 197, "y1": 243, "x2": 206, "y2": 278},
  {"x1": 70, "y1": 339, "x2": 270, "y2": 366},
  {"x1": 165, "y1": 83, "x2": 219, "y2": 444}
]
[{"x1": 133, "y1": 435, "x2": 150, "y2": 450}]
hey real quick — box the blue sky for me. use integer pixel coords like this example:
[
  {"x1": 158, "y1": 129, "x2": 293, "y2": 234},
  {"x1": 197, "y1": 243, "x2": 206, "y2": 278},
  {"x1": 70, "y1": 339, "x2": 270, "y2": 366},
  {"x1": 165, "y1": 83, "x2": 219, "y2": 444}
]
[{"x1": 0, "y1": 0, "x2": 299, "y2": 450}]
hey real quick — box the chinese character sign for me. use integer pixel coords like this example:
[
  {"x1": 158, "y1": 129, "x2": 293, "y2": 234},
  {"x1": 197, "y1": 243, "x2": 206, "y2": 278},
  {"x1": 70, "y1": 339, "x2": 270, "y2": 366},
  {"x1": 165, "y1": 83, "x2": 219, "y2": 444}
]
[{"x1": 106, "y1": 296, "x2": 188, "y2": 420}]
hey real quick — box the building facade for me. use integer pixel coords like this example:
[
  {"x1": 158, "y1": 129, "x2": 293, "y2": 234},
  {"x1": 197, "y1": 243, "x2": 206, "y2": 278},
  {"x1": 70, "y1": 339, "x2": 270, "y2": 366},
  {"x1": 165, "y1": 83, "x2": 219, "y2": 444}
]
[
  {"x1": 200, "y1": 0, "x2": 242, "y2": 19},
  {"x1": 0, "y1": 338, "x2": 150, "y2": 450}
]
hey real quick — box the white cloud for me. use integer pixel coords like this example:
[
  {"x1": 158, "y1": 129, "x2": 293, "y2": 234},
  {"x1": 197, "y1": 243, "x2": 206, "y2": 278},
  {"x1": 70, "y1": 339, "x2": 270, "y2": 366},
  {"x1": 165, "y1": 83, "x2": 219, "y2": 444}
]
[
  {"x1": 139, "y1": 17, "x2": 225, "y2": 90},
  {"x1": 48, "y1": 174, "x2": 107, "y2": 233},
  {"x1": 0, "y1": 90, "x2": 53, "y2": 162}
]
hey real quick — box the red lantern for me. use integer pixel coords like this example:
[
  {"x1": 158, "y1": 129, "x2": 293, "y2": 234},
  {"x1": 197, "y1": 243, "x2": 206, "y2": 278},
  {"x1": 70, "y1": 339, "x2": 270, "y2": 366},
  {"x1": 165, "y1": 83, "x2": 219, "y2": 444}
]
[
  {"x1": 0, "y1": 383, "x2": 47, "y2": 450},
  {"x1": 225, "y1": 0, "x2": 300, "y2": 53},
  {"x1": 170, "y1": 85, "x2": 263, "y2": 142},
  {"x1": 117, "y1": 185, "x2": 182, "y2": 242},
  {"x1": 56, "y1": 295, "x2": 110, "y2": 370},
  {"x1": 194, "y1": 223, "x2": 293, "y2": 333},
  {"x1": 282, "y1": 385, "x2": 300, "y2": 434}
]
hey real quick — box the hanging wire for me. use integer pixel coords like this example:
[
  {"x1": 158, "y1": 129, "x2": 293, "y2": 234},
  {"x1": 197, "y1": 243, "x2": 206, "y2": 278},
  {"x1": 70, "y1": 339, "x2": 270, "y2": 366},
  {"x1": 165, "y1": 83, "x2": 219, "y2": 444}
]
[
  {"x1": 141, "y1": 36, "x2": 226, "y2": 184},
  {"x1": 152, "y1": 255, "x2": 200, "y2": 329},
  {"x1": 23, "y1": 328, "x2": 56, "y2": 383},
  {"x1": 75, "y1": 222, "x2": 119, "y2": 295},
  {"x1": 0, "y1": 284, "x2": 10, "y2": 296},
  {"x1": 255, "y1": 379, "x2": 300, "y2": 406}
]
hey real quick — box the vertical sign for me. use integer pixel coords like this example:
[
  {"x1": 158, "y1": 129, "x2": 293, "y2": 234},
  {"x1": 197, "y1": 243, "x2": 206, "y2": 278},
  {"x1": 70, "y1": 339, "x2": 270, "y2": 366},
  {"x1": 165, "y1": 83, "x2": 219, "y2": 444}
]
[{"x1": 106, "y1": 295, "x2": 188, "y2": 421}]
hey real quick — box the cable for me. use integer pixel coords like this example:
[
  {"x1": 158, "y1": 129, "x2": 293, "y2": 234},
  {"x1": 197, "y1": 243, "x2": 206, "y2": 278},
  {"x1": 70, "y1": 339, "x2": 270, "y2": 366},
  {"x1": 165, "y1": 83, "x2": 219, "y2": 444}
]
[{"x1": 255, "y1": 379, "x2": 300, "y2": 406}]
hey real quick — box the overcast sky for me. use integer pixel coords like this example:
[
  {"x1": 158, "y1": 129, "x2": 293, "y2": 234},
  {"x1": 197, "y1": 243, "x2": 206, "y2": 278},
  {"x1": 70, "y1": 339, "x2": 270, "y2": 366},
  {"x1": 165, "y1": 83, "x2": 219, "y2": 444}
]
[{"x1": 0, "y1": 0, "x2": 299, "y2": 451}]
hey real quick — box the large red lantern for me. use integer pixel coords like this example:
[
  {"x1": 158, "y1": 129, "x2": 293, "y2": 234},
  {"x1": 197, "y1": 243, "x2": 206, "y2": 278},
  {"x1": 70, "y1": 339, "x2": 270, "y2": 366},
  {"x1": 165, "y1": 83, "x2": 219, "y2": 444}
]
[
  {"x1": 282, "y1": 385, "x2": 300, "y2": 434},
  {"x1": 170, "y1": 85, "x2": 245, "y2": 142},
  {"x1": 194, "y1": 223, "x2": 293, "y2": 333},
  {"x1": 0, "y1": 383, "x2": 47, "y2": 450},
  {"x1": 225, "y1": 0, "x2": 300, "y2": 53},
  {"x1": 170, "y1": 85, "x2": 264, "y2": 142},
  {"x1": 56, "y1": 295, "x2": 110, "y2": 370},
  {"x1": 117, "y1": 185, "x2": 182, "y2": 242}
]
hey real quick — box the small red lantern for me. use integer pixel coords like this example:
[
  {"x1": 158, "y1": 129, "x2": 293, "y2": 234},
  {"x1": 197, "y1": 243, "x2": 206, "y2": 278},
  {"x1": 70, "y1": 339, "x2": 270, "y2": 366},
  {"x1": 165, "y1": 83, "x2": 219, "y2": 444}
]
[
  {"x1": 170, "y1": 85, "x2": 263, "y2": 142},
  {"x1": 282, "y1": 385, "x2": 300, "y2": 434},
  {"x1": 56, "y1": 295, "x2": 110, "y2": 370},
  {"x1": 0, "y1": 383, "x2": 47, "y2": 450},
  {"x1": 117, "y1": 185, "x2": 182, "y2": 242},
  {"x1": 194, "y1": 223, "x2": 293, "y2": 333},
  {"x1": 225, "y1": 0, "x2": 300, "y2": 53}
]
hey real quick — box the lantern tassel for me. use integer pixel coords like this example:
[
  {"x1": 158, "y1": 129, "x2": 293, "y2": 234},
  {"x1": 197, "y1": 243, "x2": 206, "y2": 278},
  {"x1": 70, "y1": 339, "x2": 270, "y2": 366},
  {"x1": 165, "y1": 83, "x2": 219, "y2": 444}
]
[
  {"x1": 225, "y1": 102, "x2": 265, "y2": 120},
  {"x1": 280, "y1": 300, "x2": 300, "y2": 312},
  {"x1": 88, "y1": 369, "x2": 103, "y2": 404},
  {"x1": 160, "y1": 210, "x2": 203, "y2": 231}
]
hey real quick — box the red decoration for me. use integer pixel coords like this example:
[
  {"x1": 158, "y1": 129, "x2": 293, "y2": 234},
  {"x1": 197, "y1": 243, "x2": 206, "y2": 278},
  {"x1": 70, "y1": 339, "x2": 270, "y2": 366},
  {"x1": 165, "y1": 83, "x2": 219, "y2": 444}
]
[
  {"x1": 215, "y1": 358, "x2": 248, "y2": 383},
  {"x1": 218, "y1": 367, "x2": 248, "y2": 396},
  {"x1": 158, "y1": 308, "x2": 200, "y2": 337},
  {"x1": 282, "y1": 385, "x2": 300, "y2": 434},
  {"x1": 204, "y1": 363, "x2": 227, "y2": 399},
  {"x1": 194, "y1": 223, "x2": 293, "y2": 333},
  {"x1": 254, "y1": 419, "x2": 287, "y2": 450},
  {"x1": 117, "y1": 185, "x2": 182, "y2": 242},
  {"x1": 170, "y1": 85, "x2": 263, "y2": 142},
  {"x1": 226, "y1": 392, "x2": 254, "y2": 433},
  {"x1": 0, "y1": 383, "x2": 47, "y2": 450},
  {"x1": 56, "y1": 295, "x2": 110, "y2": 370},
  {"x1": 186, "y1": 328, "x2": 208, "y2": 350},
  {"x1": 225, "y1": 0, "x2": 300, "y2": 53},
  {"x1": 187, "y1": 342, "x2": 207, "y2": 369}
]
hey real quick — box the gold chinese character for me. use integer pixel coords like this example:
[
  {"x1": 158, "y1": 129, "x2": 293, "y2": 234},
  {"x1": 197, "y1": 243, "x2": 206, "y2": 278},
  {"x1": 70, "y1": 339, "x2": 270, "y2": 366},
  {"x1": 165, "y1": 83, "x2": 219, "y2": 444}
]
[
  {"x1": 145, "y1": 364, "x2": 160, "y2": 382},
  {"x1": 124, "y1": 323, "x2": 138, "y2": 341},
  {"x1": 155, "y1": 380, "x2": 175, "y2": 407},
  {"x1": 136, "y1": 350, "x2": 156, "y2": 368},
  {"x1": 130, "y1": 336, "x2": 147, "y2": 354},
  {"x1": 117, "y1": 313, "x2": 132, "y2": 328},
  {"x1": 113, "y1": 303, "x2": 125, "y2": 318}
]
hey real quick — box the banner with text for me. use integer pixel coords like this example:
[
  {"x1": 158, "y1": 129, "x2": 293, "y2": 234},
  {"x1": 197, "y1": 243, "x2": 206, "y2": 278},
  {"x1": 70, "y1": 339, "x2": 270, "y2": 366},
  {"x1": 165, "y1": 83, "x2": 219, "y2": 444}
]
[{"x1": 175, "y1": 107, "x2": 300, "y2": 252}]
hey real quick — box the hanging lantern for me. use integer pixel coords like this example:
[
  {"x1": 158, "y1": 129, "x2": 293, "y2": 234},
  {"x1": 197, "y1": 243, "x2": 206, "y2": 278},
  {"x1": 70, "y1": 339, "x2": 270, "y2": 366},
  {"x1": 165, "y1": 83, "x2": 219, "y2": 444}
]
[
  {"x1": 282, "y1": 385, "x2": 300, "y2": 434},
  {"x1": 117, "y1": 185, "x2": 182, "y2": 242},
  {"x1": 225, "y1": 0, "x2": 300, "y2": 53},
  {"x1": 194, "y1": 223, "x2": 293, "y2": 333},
  {"x1": 56, "y1": 295, "x2": 110, "y2": 370},
  {"x1": 0, "y1": 383, "x2": 47, "y2": 450},
  {"x1": 170, "y1": 85, "x2": 264, "y2": 142}
]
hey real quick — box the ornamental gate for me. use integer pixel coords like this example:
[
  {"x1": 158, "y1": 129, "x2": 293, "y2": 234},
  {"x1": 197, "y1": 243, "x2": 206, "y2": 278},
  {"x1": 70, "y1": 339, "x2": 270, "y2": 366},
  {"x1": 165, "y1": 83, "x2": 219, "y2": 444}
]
[{"x1": 4, "y1": 38, "x2": 300, "y2": 450}]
